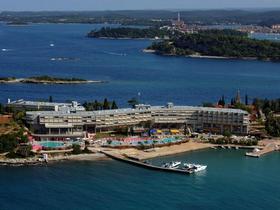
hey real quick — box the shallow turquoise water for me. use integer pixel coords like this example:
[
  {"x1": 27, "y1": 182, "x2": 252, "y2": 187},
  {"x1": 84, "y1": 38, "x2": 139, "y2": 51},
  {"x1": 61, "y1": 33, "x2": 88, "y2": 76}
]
[{"x1": 0, "y1": 149, "x2": 279, "y2": 210}]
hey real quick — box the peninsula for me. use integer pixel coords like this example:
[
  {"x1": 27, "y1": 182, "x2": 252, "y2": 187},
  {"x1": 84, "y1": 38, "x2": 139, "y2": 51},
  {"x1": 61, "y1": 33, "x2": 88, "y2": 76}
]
[
  {"x1": 0, "y1": 76, "x2": 106, "y2": 84},
  {"x1": 89, "y1": 27, "x2": 280, "y2": 61},
  {"x1": 147, "y1": 30, "x2": 280, "y2": 61},
  {"x1": 88, "y1": 27, "x2": 172, "y2": 39}
]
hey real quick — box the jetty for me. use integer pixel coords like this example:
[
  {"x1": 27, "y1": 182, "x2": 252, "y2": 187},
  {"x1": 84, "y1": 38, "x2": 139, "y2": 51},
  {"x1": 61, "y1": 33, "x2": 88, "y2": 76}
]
[
  {"x1": 245, "y1": 143, "x2": 279, "y2": 158},
  {"x1": 99, "y1": 149, "x2": 193, "y2": 174}
]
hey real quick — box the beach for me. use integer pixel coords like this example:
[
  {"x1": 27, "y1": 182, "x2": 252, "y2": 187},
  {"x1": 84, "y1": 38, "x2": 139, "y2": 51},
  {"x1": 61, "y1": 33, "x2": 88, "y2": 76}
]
[{"x1": 97, "y1": 140, "x2": 213, "y2": 160}]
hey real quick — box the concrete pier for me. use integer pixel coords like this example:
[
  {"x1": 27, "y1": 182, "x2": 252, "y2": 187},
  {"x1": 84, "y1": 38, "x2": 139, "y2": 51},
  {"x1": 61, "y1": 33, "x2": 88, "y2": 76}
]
[
  {"x1": 100, "y1": 149, "x2": 193, "y2": 174},
  {"x1": 245, "y1": 143, "x2": 279, "y2": 158}
]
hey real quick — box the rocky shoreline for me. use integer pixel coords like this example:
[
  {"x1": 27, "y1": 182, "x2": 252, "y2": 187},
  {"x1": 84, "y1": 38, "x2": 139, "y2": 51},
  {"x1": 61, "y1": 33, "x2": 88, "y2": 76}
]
[
  {"x1": 0, "y1": 153, "x2": 108, "y2": 167},
  {"x1": 143, "y1": 49, "x2": 263, "y2": 61}
]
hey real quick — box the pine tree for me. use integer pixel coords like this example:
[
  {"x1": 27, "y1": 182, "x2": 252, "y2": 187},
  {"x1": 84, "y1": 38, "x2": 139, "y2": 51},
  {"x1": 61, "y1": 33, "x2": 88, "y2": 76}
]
[
  {"x1": 128, "y1": 97, "x2": 139, "y2": 108},
  {"x1": 218, "y1": 95, "x2": 225, "y2": 106},
  {"x1": 0, "y1": 103, "x2": 4, "y2": 114},
  {"x1": 93, "y1": 100, "x2": 99, "y2": 110},
  {"x1": 49, "y1": 95, "x2": 53, "y2": 103},
  {"x1": 103, "y1": 98, "x2": 110, "y2": 110},
  {"x1": 111, "y1": 101, "x2": 118, "y2": 109},
  {"x1": 245, "y1": 94, "x2": 249, "y2": 105}
]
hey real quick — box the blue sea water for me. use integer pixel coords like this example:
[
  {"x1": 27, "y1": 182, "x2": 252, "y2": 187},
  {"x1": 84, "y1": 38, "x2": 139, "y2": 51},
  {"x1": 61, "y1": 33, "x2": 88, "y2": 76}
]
[
  {"x1": 0, "y1": 23, "x2": 280, "y2": 210},
  {"x1": 0, "y1": 23, "x2": 280, "y2": 106},
  {"x1": 0, "y1": 149, "x2": 279, "y2": 210}
]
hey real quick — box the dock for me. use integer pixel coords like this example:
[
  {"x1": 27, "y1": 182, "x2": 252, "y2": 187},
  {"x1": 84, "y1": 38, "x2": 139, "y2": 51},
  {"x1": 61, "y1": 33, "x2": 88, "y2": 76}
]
[
  {"x1": 245, "y1": 143, "x2": 279, "y2": 158},
  {"x1": 99, "y1": 149, "x2": 193, "y2": 174}
]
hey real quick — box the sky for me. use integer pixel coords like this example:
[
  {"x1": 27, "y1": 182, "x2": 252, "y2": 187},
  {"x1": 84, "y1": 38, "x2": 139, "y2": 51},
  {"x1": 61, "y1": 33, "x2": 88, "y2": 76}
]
[{"x1": 0, "y1": 0, "x2": 280, "y2": 11}]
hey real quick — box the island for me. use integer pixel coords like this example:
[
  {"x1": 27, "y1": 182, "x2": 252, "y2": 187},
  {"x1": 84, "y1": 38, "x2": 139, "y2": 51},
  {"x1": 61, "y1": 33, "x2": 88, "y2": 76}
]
[
  {"x1": 88, "y1": 27, "x2": 172, "y2": 39},
  {"x1": 0, "y1": 76, "x2": 107, "y2": 84},
  {"x1": 147, "y1": 30, "x2": 280, "y2": 61},
  {"x1": 6, "y1": 21, "x2": 28, "y2": 26}
]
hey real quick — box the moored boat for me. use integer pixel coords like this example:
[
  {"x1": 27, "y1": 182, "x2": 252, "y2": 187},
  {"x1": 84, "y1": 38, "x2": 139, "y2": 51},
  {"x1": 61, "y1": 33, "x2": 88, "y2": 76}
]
[
  {"x1": 162, "y1": 161, "x2": 181, "y2": 169},
  {"x1": 183, "y1": 163, "x2": 207, "y2": 172}
]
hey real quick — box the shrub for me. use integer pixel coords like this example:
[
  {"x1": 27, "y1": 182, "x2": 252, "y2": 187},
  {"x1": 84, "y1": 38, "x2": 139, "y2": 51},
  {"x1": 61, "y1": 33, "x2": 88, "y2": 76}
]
[{"x1": 72, "y1": 144, "x2": 82, "y2": 154}]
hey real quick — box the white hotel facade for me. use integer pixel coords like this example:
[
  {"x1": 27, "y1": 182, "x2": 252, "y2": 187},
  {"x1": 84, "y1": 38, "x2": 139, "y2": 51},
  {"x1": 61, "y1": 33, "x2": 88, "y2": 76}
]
[{"x1": 25, "y1": 103, "x2": 250, "y2": 140}]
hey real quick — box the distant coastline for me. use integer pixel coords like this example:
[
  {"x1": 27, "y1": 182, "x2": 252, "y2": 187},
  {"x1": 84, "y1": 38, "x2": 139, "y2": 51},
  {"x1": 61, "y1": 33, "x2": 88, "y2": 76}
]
[
  {"x1": 0, "y1": 76, "x2": 107, "y2": 85},
  {"x1": 94, "y1": 36, "x2": 158, "y2": 41}
]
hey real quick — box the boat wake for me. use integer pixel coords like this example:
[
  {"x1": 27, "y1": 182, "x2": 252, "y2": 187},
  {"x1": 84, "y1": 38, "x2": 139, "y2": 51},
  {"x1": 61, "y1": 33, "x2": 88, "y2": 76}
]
[
  {"x1": 102, "y1": 51, "x2": 127, "y2": 56},
  {"x1": 1, "y1": 48, "x2": 13, "y2": 52}
]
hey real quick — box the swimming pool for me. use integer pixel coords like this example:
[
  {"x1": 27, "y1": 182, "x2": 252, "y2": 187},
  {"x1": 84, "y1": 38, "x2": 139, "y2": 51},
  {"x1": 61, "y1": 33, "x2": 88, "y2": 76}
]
[{"x1": 38, "y1": 141, "x2": 66, "y2": 148}]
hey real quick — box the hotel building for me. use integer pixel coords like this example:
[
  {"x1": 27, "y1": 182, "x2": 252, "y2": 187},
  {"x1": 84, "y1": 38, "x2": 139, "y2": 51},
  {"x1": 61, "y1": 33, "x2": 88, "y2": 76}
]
[
  {"x1": 25, "y1": 102, "x2": 249, "y2": 140},
  {"x1": 7, "y1": 99, "x2": 85, "y2": 112}
]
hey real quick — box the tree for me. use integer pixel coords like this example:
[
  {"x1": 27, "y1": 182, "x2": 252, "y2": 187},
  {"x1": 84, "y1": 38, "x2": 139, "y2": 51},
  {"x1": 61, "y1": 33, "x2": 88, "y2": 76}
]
[
  {"x1": 94, "y1": 100, "x2": 102, "y2": 110},
  {"x1": 103, "y1": 98, "x2": 110, "y2": 110},
  {"x1": 0, "y1": 103, "x2": 4, "y2": 114},
  {"x1": 231, "y1": 98, "x2": 236, "y2": 106},
  {"x1": 128, "y1": 97, "x2": 139, "y2": 108},
  {"x1": 16, "y1": 145, "x2": 33, "y2": 157},
  {"x1": 218, "y1": 95, "x2": 225, "y2": 106},
  {"x1": 265, "y1": 114, "x2": 280, "y2": 137},
  {"x1": 0, "y1": 133, "x2": 18, "y2": 153},
  {"x1": 245, "y1": 94, "x2": 249, "y2": 106},
  {"x1": 72, "y1": 144, "x2": 82, "y2": 154},
  {"x1": 111, "y1": 101, "x2": 118, "y2": 109},
  {"x1": 202, "y1": 102, "x2": 214, "y2": 107},
  {"x1": 223, "y1": 130, "x2": 232, "y2": 138}
]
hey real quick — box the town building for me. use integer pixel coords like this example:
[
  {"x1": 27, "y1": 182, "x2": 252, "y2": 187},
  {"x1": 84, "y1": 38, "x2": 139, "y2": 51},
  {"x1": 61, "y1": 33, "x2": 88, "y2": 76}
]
[
  {"x1": 25, "y1": 102, "x2": 250, "y2": 140},
  {"x1": 272, "y1": 24, "x2": 280, "y2": 30}
]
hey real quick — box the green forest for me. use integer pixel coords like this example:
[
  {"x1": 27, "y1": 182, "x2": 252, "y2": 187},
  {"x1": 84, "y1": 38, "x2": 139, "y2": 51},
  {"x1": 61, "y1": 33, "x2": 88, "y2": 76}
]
[
  {"x1": 148, "y1": 30, "x2": 280, "y2": 61},
  {"x1": 88, "y1": 27, "x2": 172, "y2": 39}
]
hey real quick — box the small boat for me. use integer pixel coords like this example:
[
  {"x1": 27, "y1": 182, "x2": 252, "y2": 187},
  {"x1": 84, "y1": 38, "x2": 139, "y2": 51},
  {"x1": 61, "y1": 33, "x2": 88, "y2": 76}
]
[
  {"x1": 183, "y1": 163, "x2": 207, "y2": 172},
  {"x1": 1, "y1": 48, "x2": 11, "y2": 52},
  {"x1": 50, "y1": 43, "x2": 55, "y2": 47},
  {"x1": 235, "y1": 146, "x2": 239, "y2": 150},
  {"x1": 253, "y1": 148, "x2": 260, "y2": 153},
  {"x1": 162, "y1": 161, "x2": 181, "y2": 169}
]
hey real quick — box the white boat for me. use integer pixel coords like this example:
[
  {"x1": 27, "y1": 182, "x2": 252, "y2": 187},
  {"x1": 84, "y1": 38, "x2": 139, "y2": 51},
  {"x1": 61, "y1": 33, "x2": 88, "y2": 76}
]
[
  {"x1": 253, "y1": 148, "x2": 260, "y2": 153},
  {"x1": 184, "y1": 163, "x2": 207, "y2": 172},
  {"x1": 1, "y1": 48, "x2": 11, "y2": 52},
  {"x1": 50, "y1": 43, "x2": 55, "y2": 47},
  {"x1": 162, "y1": 161, "x2": 181, "y2": 169}
]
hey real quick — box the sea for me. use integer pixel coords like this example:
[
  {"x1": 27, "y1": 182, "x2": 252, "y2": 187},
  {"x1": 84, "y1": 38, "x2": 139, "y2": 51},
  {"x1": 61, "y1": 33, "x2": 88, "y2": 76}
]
[
  {"x1": 0, "y1": 23, "x2": 280, "y2": 210},
  {"x1": 0, "y1": 149, "x2": 280, "y2": 210},
  {"x1": 0, "y1": 23, "x2": 280, "y2": 106}
]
